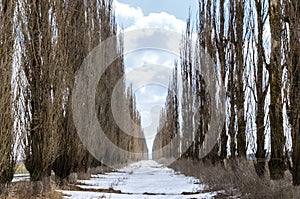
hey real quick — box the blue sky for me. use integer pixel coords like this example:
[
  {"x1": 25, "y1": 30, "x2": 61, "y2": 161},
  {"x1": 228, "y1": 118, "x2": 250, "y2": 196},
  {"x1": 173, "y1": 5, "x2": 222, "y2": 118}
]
[
  {"x1": 117, "y1": 0, "x2": 198, "y2": 20},
  {"x1": 113, "y1": 1, "x2": 197, "y2": 153},
  {"x1": 114, "y1": 0, "x2": 198, "y2": 28}
]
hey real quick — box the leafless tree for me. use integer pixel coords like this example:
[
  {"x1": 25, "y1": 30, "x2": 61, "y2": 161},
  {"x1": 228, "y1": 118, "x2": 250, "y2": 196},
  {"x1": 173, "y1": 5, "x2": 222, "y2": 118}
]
[
  {"x1": 153, "y1": 64, "x2": 179, "y2": 160},
  {"x1": 51, "y1": 0, "x2": 92, "y2": 185},
  {"x1": 268, "y1": 0, "x2": 286, "y2": 180},
  {"x1": 19, "y1": 0, "x2": 64, "y2": 192},
  {"x1": 0, "y1": 0, "x2": 17, "y2": 193},
  {"x1": 252, "y1": 0, "x2": 270, "y2": 177},
  {"x1": 285, "y1": 0, "x2": 300, "y2": 185}
]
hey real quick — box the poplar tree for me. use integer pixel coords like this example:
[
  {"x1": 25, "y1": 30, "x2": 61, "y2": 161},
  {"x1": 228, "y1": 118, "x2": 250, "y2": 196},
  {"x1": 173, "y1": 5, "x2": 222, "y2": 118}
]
[{"x1": 0, "y1": 0, "x2": 17, "y2": 193}]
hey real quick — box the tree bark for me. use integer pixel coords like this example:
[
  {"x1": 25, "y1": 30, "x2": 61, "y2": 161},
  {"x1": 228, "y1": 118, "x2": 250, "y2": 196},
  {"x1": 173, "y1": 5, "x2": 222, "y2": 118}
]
[
  {"x1": 288, "y1": 0, "x2": 300, "y2": 186},
  {"x1": 268, "y1": 0, "x2": 285, "y2": 180},
  {"x1": 235, "y1": 0, "x2": 247, "y2": 158},
  {"x1": 254, "y1": 0, "x2": 267, "y2": 177},
  {"x1": 0, "y1": 0, "x2": 16, "y2": 190}
]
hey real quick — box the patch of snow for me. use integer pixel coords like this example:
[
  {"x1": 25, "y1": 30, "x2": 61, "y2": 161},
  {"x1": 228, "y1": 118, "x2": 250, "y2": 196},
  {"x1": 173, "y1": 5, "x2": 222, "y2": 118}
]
[
  {"x1": 59, "y1": 160, "x2": 218, "y2": 199},
  {"x1": 12, "y1": 173, "x2": 30, "y2": 182},
  {"x1": 59, "y1": 190, "x2": 218, "y2": 199}
]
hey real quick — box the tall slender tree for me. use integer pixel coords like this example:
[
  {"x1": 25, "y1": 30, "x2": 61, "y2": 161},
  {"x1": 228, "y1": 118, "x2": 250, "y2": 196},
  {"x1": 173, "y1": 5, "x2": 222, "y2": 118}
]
[
  {"x1": 253, "y1": 0, "x2": 269, "y2": 177},
  {"x1": 52, "y1": 0, "x2": 94, "y2": 185},
  {"x1": 268, "y1": 0, "x2": 286, "y2": 180},
  {"x1": 235, "y1": 0, "x2": 247, "y2": 158},
  {"x1": 0, "y1": 0, "x2": 17, "y2": 192},
  {"x1": 153, "y1": 65, "x2": 179, "y2": 160},
  {"x1": 20, "y1": 1, "x2": 63, "y2": 192},
  {"x1": 180, "y1": 16, "x2": 194, "y2": 159},
  {"x1": 214, "y1": 0, "x2": 228, "y2": 161},
  {"x1": 286, "y1": 0, "x2": 300, "y2": 185}
]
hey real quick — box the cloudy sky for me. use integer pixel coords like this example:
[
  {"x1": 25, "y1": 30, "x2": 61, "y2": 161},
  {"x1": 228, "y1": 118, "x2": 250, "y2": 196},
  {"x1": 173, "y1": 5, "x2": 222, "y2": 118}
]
[{"x1": 113, "y1": 1, "x2": 198, "y2": 153}]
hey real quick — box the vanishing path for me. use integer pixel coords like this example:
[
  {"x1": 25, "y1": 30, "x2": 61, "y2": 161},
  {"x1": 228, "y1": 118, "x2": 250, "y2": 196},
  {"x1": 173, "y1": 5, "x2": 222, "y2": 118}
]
[{"x1": 59, "y1": 160, "x2": 219, "y2": 199}]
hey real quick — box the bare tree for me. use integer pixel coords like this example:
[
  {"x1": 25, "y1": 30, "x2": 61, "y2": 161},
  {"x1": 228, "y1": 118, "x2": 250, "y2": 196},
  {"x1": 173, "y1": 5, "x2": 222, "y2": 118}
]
[
  {"x1": 180, "y1": 16, "x2": 194, "y2": 159},
  {"x1": 0, "y1": 0, "x2": 17, "y2": 193},
  {"x1": 20, "y1": 0, "x2": 64, "y2": 192},
  {"x1": 52, "y1": 0, "x2": 98, "y2": 185},
  {"x1": 127, "y1": 88, "x2": 148, "y2": 161},
  {"x1": 152, "y1": 109, "x2": 165, "y2": 160},
  {"x1": 235, "y1": 0, "x2": 247, "y2": 158},
  {"x1": 214, "y1": 0, "x2": 228, "y2": 162},
  {"x1": 286, "y1": 0, "x2": 300, "y2": 185},
  {"x1": 253, "y1": 0, "x2": 269, "y2": 177},
  {"x1": 226, "y1": 0, "x2": 247, "y2": 159},
  {"x1": 228, "y1": 3, "x2": 237, "y2": 157},
  {"x1": 268, "y1": 0, "x2": 286, "y2": 180}
]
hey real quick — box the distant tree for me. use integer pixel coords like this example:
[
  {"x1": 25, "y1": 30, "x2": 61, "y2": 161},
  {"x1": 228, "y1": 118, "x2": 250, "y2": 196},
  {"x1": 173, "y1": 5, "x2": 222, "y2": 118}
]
[
  {"x1": 127, "y1": 88, "x2": 148, "y2": 160},
  {"x1": 153, "y1": 64, "x2": 179, "y2": 160},
  {"x1": 152, "y1": 108, "x2": 165, "y2": 160},
  {"x1": 198, "y1": 0, "x2": 220, "y2": 163},
  {"x1": 171, "y1": 63, "x2": 180, "y2": 159},
  {"x1": 180, "y1": 16, "x2": 194, "y2": 159}
]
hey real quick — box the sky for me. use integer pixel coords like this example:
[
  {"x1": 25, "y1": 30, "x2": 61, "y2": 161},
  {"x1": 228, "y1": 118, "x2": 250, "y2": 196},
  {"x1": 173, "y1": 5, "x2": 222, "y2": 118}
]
[
  {"x1": 111, "y1": 0, "x2": 293, "y2": 158},
  {"x1": 114, "y1": 0, "x2": 198, "y2": 28},
  {"x1": 113, "y1": 0, "x2": 198, "y2": 154}
]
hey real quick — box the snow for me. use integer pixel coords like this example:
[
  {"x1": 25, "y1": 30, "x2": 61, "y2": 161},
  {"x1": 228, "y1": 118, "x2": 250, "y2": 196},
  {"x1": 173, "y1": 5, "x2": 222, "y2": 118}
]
[
  {"x1": 60, "y1": 191, "x2": 217, "y2": 199},
  {"x1": 12, "y1": 173, "x2": 30, "y2": 182},
  {"x1": 58, "y1": 160, "x2": 219, "y2": 199}
]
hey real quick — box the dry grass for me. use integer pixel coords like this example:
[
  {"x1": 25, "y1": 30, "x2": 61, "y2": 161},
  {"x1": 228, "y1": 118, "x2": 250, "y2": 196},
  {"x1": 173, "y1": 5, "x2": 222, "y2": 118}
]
[
  {"x1": 0, "y1": 181, "x2": 63, "y2": 199},
  {"x1": 170, "y1": 158, "x2": 300, "y2": 199},
  {"x1": 14, "y1": 163, "x2": 28, "y2": 175}
]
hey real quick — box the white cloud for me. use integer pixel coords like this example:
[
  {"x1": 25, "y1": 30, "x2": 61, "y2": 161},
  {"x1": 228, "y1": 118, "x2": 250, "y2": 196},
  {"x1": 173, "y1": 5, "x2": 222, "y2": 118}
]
[
  {"x1": 113, "y1": 1, "x2": 185, "y2": 140},
  {"x1": 126, "y1": 12, "x2": 185, "y2": 33},
  {"x1": 114, "y1": 1, "x2": 186, "y2": 33},
  {"x1": 113, "y1": 1, "x2": 143, "y2": 27}
]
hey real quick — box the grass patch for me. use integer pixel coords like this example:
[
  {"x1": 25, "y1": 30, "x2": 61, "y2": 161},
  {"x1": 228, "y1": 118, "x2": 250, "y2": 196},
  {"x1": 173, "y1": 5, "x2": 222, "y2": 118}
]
[{"x1": 14, "y1": 163, "x2": 29, "y2": 175}]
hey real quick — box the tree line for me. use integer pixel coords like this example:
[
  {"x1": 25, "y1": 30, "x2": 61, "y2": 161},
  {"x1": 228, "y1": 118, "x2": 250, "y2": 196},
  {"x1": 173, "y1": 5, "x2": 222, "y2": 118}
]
[
  {"x1": 153, "y1": 0, "x2": 300, "y2": 186},
  {"x1": 0, "y1": 0, "x2": 147, "y2": 195}
]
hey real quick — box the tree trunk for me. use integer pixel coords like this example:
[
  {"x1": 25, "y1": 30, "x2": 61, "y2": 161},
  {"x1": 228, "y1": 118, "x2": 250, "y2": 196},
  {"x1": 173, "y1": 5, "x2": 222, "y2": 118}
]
[
  {"x1": 268, "y1": 0, "x2": 285, "y2": 180},
  {"x1": 229, "y1": 62, "x2": 236, "y2": 159},
  {"x1": 254, "y1": 0, "x2": 267, "y2": 177},
  {"x1": 0, "y1": 183, "x2": 8, "y2": 196},
  {"x1": 29, "y1": 168, "x2": 51, "y2": 195},
  {"x1": 235, "y1": 0, "x2": 247, "y2": 158},
  {"x1": 289, "y1": 0, "x2": 300, "y2": 185},
  {"x1": 0, "y1": 0, "x2": 16, "y2": 190},
  {"x1": 228, "y1": 0, "x2": 236, "y2": 159},
  {"x1": 216, "y1": 0, "x2": 228, "y2": 162},
  {"x1": 292, "y1": 118, "x2": 300, "y2": 185}
]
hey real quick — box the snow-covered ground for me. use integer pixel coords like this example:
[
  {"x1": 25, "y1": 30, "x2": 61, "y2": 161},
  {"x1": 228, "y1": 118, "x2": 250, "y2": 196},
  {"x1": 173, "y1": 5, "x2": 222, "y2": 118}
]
[
  {"x1": 12, "y1": 173, "x2": 30, "y2": 182},
  {"x1": 58, "y1": 160, "x2": 220, "y2": 199}
]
